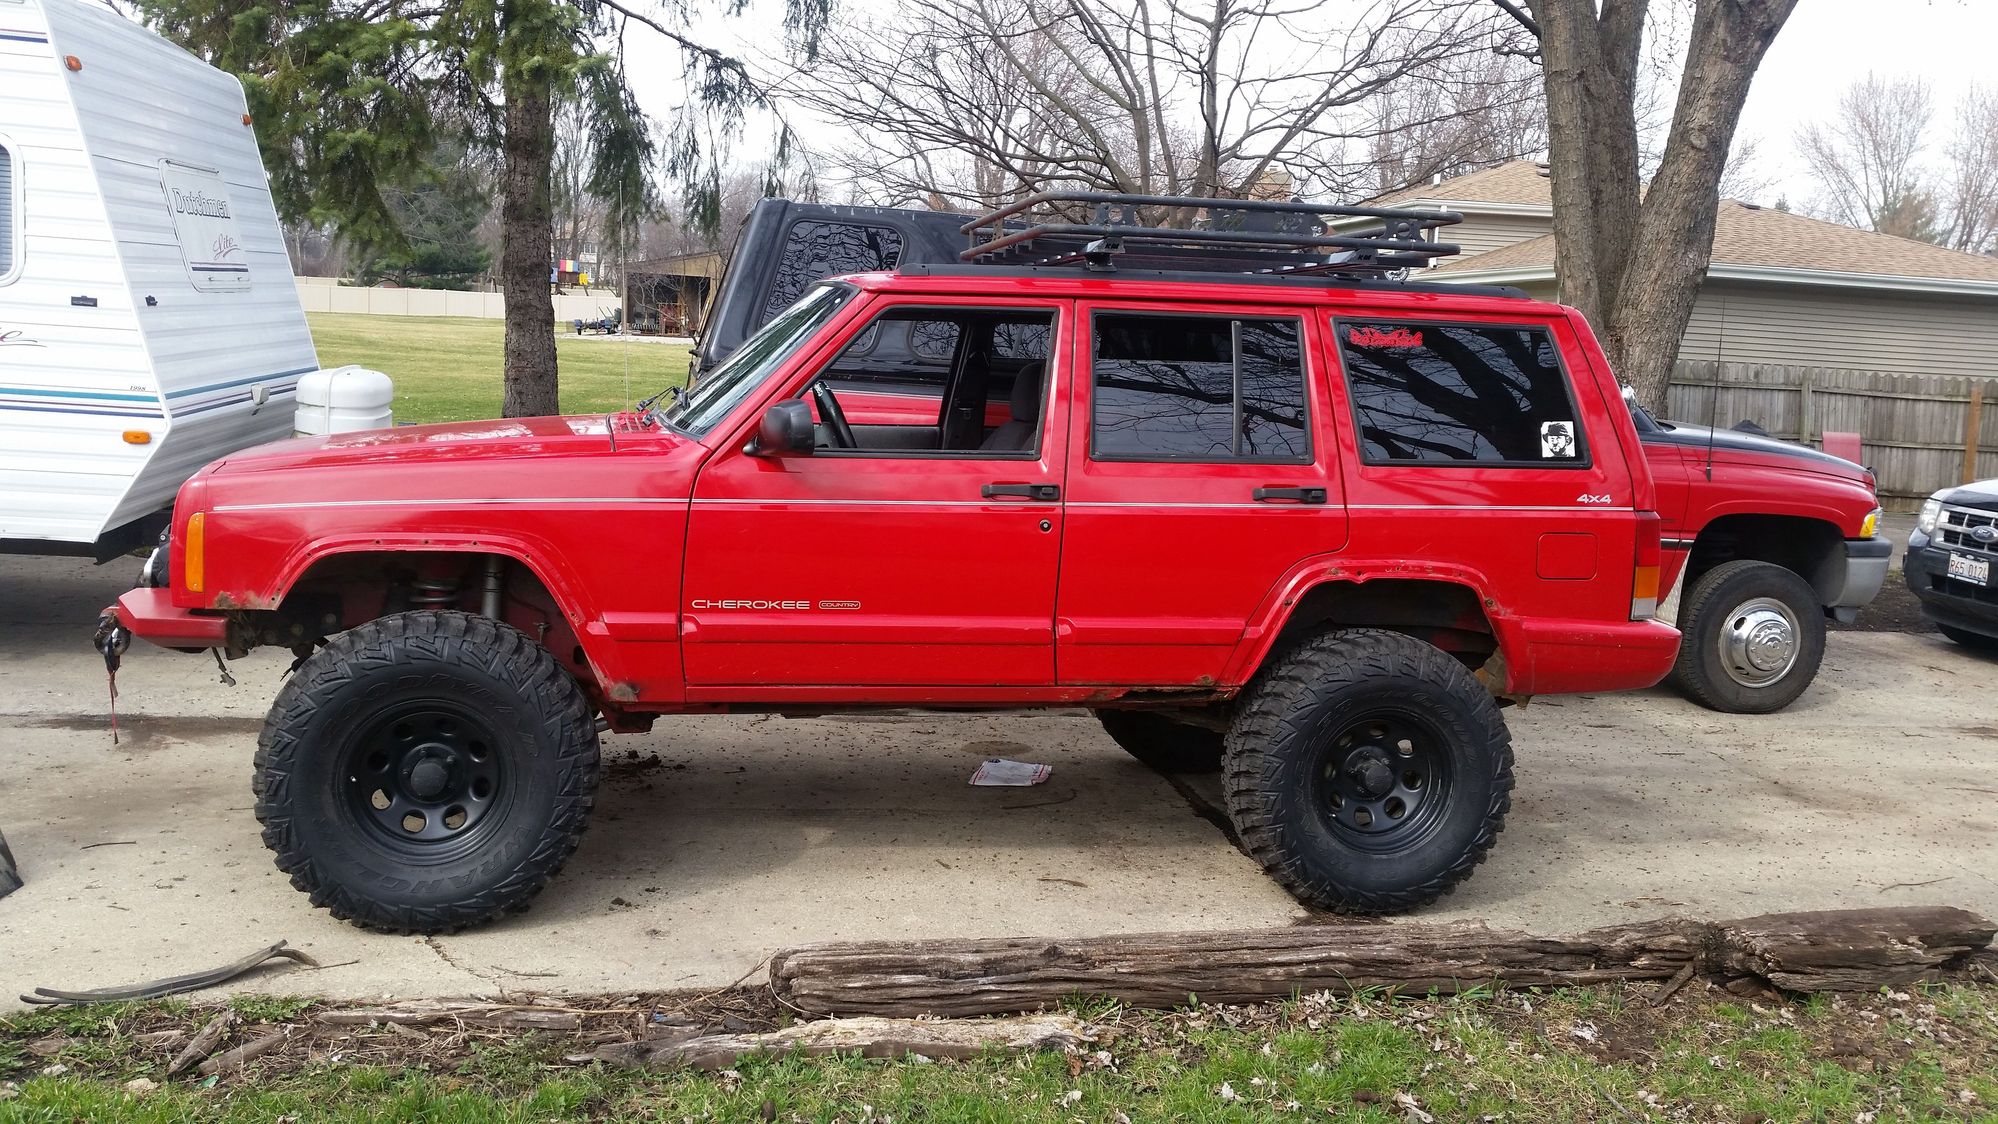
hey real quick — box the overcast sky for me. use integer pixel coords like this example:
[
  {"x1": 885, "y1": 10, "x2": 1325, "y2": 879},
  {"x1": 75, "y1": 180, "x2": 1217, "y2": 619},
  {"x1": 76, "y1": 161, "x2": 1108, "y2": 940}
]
[{"x1": 611, "y1": 0, "x2": 1992, "y2": 210}]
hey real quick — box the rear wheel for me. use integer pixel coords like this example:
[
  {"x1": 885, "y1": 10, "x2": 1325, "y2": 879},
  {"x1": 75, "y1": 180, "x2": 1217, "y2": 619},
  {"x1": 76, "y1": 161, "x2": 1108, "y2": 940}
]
[
  {"x1": 253, "y1": 611, "x2": 600, "y2": 933},
  {"x1": 1938, "y1": 623, "x2": 1998, "y2": 652},
  {"x1": 1223, "y1": 629, "x2": 1512, "y2": 914},
  {"x1": 1669, "y1": 560, "x2": 1825, "y2": 714},
  {"x1": 1094, "y1": 709, "x2": 1224, "y2": 773}
]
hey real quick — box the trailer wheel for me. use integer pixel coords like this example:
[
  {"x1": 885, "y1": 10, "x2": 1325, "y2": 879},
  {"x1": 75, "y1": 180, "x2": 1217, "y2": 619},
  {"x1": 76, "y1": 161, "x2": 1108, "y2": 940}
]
[
  {"x1": 1223, "y1": 629, "x2": 1513, "y2": 914},
  {"x1": 252, "y1": 611, "x2": 600, "y2": 934},
  {"x1": 1669, "y1": 560, "x2": 1825, "y2": 714},
  {"x1": 1094, "y1": 709, "x2": 1224, "y2": 773}
]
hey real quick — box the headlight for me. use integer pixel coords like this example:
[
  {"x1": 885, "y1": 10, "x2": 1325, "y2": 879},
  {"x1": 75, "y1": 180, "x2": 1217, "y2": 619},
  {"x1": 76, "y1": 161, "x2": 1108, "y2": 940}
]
[
  {"x1": 1918, "y1": 495, "x2": 1945, "y2": 535},
  {"x1": 1860, "y1": 508, "x2": 1881, "y2": 539}
]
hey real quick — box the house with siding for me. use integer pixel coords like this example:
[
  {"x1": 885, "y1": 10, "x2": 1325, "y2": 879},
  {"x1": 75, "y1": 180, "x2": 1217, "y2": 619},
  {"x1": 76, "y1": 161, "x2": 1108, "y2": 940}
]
[{"x1": 1370, "y1": 161, "x2": 1998, "y2": 380}]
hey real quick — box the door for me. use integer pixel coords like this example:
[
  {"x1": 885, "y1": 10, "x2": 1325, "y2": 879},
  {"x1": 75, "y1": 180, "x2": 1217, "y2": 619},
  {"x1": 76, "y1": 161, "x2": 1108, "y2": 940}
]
[
  {"x1": 1056, "y1": 302, "x2": 1347, "y2": 685},
  {"x1": 680, "y1": 297, "x2": 1071, "y2": 687}
]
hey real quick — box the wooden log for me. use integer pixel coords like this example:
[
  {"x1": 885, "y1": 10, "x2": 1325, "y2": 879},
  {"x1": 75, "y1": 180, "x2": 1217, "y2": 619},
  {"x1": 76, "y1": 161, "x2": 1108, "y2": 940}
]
[
  {"x1": 588, "y1": 1014, "x2": 1097, "y2": 1070},
  {"x1": 770, "y1": 907, "x2": 1993, "y2": 1019},
  {"x1": 197, "y1": 1029, "x2": 287, "y2": 1078},
  {"x1": 166, "y1": 1010, "x2": 236, "y2": 1076}
]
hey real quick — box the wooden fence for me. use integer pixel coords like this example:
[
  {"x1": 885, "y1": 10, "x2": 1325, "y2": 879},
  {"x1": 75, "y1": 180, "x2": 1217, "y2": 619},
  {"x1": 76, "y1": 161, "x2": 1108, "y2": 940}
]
[{"x1": 1667, "y1": 360, "x2": 1997, "y2": 504}]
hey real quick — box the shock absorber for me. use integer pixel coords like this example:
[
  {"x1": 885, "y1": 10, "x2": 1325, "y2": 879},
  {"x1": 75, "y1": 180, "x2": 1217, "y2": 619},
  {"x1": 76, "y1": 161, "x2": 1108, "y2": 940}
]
[{"x1": 481, "y1": 556, "x2": 505, "y2": 618}]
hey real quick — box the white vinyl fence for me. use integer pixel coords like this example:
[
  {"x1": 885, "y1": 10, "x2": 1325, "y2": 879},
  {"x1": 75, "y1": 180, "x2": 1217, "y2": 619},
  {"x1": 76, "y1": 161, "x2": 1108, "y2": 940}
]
[{"x1": 295, "y1": 278, "x2": 622, "y2": 324}]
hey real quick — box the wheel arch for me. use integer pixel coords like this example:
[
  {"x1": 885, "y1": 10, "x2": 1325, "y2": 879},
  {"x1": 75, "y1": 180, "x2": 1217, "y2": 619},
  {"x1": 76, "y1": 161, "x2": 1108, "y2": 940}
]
[
  {"x1": 1226, "y1": 561, "x2": 1506, "y2": 688},
  {"x1": 1683, "y1": 513, "x2": 1846, "y2": 608}
]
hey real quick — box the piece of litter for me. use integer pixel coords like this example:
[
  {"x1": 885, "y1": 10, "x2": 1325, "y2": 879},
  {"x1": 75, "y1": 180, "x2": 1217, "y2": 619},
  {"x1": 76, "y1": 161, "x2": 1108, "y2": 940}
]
[{"x1": 969, "y1": 758, "x2": 1051, "y2": 786}]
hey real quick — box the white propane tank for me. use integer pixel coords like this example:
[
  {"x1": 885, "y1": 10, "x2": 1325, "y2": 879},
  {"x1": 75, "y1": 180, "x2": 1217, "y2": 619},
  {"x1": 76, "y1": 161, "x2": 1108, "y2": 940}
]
[{"x1": 295, "y1": 366, "x2": 395, "y2": 436}]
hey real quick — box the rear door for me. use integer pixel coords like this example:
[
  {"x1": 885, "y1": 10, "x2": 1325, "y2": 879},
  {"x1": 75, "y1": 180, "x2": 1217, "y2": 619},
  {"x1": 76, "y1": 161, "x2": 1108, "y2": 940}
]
[
  {"x1": 1325, "y1": 312, "x2": 1639, "y2": 626},
  {"x1": 1056, "y1": 301, "x2": 1346, "y2": 685}
]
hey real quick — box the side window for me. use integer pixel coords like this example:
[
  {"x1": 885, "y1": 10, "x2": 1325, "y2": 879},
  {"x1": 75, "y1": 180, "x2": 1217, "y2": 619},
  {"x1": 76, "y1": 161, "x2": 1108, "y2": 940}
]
[
  {"x1": 1337, "y1": 320, "x2": 1586, "y2": 466},
  {"x1": 1091, "y1": 313, "x2": 1309, "y2": 462},
  {"x1": 803, "y1": 307, "x2": 1056, "y2": 456},
  {"x1": 0, "y1": 138, "x2": 18, "y2": 283},
  {"x1": 762, "y1": 221, "x2": 904, "y2": 320}
]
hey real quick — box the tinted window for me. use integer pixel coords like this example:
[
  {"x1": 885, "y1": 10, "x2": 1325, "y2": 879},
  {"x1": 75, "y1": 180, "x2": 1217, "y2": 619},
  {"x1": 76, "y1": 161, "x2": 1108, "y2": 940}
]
[
  {"x1": 1092, "y1": 315, "x2": 1308, "y2": 461},
  {"x1": 661, "y1": 284, "x2": 851, "y2": 434},
  {"x1": 1338, "y1": 321, "x2": 1584, "y2": 465},
  {"x1": 762, "y1": 221, "x2": 904, "y2": 320}
]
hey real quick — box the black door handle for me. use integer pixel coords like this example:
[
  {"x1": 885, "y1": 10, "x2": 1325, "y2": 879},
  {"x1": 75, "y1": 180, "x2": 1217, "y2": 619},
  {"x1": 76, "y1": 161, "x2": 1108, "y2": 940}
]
[
  {"x1": 1252, "y1": 486, "x2": 1328, "y2": 504},
  {"x1": 983, "y1": 483, "x2": 1061, "y2": 501}
]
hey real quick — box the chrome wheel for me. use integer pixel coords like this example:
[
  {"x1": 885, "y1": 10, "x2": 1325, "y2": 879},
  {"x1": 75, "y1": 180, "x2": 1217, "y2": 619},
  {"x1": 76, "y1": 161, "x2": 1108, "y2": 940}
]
[{"x1": 1718, "y1": 596, "x2": 1800, "y2": 688}]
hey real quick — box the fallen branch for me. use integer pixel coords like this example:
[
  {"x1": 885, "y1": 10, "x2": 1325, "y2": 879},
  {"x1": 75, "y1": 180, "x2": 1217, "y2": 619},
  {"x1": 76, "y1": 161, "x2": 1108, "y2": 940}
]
[
  {"x1": 588, "y1": 1013, "x2": 1098, "y2": 1070},
  {"x1": 770, "y1": 907, "x2": 1995, "y2": 1018},
  {"x1": 167, "y1": 1011, "x2": 237, "y2": 1076},
  {"x1": 20, "y1": 941, "x2": 319, "y2": 1006},
  {"x1": 197, "y1": 1029, "x2": 288, "y2": 1078},
  {"x1": 316, "y1": 1002, "x2": 584, "y2": 1031}
]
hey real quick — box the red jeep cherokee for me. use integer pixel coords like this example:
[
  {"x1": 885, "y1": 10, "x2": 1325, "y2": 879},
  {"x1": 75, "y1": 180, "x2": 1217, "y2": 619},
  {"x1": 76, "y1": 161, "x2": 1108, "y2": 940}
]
[{"x1": 103, "y1": 194, "x2": 1680, "y2": 933}]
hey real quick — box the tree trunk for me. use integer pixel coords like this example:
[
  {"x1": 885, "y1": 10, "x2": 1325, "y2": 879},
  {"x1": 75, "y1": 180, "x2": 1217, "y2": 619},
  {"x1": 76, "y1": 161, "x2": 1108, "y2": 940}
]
[
  {"x1": 501, "y1": 61, "x2": 559, "y2": 419},
  {"x1": 770, "y1": 907, "x2": 1994, "y2": 1018},
  {"x1": 1518, "y1": 0, "x2": 1797, "y2": 411},
  {"x1": 1609, "y1": 0, "x2": 1797, "y2": 408}
]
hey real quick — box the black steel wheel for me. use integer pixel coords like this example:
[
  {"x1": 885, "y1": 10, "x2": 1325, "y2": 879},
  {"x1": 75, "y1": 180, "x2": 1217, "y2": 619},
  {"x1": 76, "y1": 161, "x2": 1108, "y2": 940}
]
[
  {"x1": 1223, "y1": 628, "x2": 1512, "y2": 914},
  {"x1": 254, "y1": 611, "x2": 600, "y2": 933}
]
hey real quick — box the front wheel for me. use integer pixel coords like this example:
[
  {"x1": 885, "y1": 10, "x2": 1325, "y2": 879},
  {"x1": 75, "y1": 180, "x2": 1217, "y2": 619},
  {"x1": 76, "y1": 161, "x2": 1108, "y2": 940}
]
[
  {"x1": 1668, "y1": 560, "x2": 1826, "y2": 714},
  {"x1": 1222, "y1": 629, "x2": 1513, "y2": 914},
  {"x1": 252, "y1": 611, "x2": 601, "y2": 933}
]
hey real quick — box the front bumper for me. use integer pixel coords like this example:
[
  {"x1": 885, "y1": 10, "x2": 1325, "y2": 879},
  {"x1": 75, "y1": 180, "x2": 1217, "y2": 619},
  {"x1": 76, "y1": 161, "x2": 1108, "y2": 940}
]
[
  {"x1": 1905, "y1": 531, "x2": 1998, "y2": 639},
  {"x1": 1823, "y1": 534, "x2": 1893, "y2": 622},
  {"x1": 103, "y1": 587, "x2": 229, "y2": 650}
]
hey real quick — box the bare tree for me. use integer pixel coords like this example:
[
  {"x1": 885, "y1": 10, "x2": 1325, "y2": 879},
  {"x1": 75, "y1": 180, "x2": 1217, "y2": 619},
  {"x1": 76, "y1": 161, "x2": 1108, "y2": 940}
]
[
  {"x1": 1365, "y1": 50, "x2": 1546, "y2": 193},
  {"x1": 1796, "y1": 74, "x2": 1935, "y2": 238},
  {"x1": 1491, "y1": 0, "x2": 1797, "y2": 411},
  {"x1": 1941, "y1": 85, "x2": 1998, "y2": 253},
  {"x1": 787, "y1": 0, "x2": 1524, "y2": 211}
]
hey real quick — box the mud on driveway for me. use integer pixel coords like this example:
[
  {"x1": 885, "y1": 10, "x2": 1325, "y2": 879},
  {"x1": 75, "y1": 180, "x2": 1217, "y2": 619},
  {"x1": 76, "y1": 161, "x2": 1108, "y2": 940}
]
[{"x1": 3, "y1": 553, "x2": 1995, "y2": 1008}]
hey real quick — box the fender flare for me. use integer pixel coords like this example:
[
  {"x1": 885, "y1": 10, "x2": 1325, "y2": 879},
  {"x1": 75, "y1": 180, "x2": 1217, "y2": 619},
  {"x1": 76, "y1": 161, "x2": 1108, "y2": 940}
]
[{"x1": 1219, "y1": 554, "x2": 1514, "y2": 687}]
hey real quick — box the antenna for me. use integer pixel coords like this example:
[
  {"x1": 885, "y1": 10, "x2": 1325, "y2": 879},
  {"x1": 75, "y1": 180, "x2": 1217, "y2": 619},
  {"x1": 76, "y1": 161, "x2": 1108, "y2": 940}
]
[{"x1": 1704, "y1": 291, "x2": 1726, "y2": 480}]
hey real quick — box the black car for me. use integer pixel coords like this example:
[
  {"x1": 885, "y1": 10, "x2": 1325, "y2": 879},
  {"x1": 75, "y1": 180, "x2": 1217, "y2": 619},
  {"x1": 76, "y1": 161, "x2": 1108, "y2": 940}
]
[{"x1": 1907, "y1": 479, "x2": 1998, "y2": 650}]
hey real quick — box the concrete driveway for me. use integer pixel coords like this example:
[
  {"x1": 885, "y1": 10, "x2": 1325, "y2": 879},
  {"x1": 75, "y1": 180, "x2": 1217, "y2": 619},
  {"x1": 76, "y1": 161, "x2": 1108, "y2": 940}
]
[{"x1": 3, "y1": 554, "x2": 1994, "y2": 1009}]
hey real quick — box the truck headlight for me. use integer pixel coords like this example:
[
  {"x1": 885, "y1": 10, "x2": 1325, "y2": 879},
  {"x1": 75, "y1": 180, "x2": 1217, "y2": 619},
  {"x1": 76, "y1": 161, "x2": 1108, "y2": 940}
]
[{"x1": 1918, "y1": 495, "x2": 1945, "y2": 535}]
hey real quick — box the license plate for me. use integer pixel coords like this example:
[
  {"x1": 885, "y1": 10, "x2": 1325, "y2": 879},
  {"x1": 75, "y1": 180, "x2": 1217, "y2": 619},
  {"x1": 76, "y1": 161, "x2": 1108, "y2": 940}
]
[{"x1": 1948, "y1": 551, "x2": 1991, "y2": 587}]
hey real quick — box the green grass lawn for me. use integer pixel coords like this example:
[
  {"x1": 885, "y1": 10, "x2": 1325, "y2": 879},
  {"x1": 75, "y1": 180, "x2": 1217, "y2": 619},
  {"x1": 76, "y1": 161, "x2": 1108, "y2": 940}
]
[
  {"x1": 307, "y1": 313, "x2": 694, "y2": 425},
  {"x1": 5, "y1": 984, "x2": 1996, "y2": 1122}
]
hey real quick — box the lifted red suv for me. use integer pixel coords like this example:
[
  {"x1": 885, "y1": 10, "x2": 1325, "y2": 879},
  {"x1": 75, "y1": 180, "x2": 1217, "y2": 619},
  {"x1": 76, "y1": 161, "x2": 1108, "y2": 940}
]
[{"x1": 103, "y1": 194, "x2": 1679, "y2": 932}]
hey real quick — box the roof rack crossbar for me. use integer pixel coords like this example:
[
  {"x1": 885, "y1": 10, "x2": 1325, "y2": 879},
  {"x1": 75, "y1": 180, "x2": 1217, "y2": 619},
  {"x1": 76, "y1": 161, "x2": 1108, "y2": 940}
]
[{"x1": 958, "y1": 190, "x2": 1464, "y2": 276}]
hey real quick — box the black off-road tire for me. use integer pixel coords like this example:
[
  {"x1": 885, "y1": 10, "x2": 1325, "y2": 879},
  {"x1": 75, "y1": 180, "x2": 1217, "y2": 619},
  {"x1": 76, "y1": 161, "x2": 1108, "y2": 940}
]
[
  {"x1": 1222, "y1": 629, "x2": 1513, "y2": 914},
  {"x1": 1938, "y1": 623, "x2": 1998, "y2": 653},
  {"x1": 252, "y1": 611, "x2": 601, "y2": 933},
  {"x1": 1668, "y1": 560, "x2": 1825, "y2": 714},
  {"x1": 1094, "y1": 709, "x2": 1225, "y2": 773}
]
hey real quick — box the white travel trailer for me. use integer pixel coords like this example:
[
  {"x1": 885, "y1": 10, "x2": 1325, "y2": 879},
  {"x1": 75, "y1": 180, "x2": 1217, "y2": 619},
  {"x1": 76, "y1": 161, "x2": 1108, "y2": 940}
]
[{"x1": 0, "y1": 0, "x2": 328, "y2": 558}]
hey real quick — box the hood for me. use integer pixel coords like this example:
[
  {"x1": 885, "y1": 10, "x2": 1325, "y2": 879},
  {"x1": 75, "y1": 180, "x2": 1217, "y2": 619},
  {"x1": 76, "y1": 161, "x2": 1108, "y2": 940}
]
[
  {"x1": 1943, "y1": 479, "x2": 1998, "y2": 511},
  {"x1": 1646, "y1": 421, "x2": 1870, "y2": 482},
  {"x1": 210, "y1": 415, "x2": 617, "y2": 474}
]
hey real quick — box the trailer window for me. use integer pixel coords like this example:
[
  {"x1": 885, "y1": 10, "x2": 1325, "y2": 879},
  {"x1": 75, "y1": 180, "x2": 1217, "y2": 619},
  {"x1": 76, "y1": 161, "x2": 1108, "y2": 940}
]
[{"x1": 0, "y1": 139, "x2": 17, "y2": 282}]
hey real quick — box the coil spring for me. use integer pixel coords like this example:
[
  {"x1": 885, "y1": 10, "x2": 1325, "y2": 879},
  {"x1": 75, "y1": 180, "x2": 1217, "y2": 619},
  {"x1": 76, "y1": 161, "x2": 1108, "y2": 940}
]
[{"x1": 410, "y1": 578, "x2": 458, "y2": 608}]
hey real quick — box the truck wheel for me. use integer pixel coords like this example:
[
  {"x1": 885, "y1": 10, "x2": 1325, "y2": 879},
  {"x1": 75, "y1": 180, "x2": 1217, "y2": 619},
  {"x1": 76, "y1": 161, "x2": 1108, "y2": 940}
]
[
  {"x1": 1094, "y1": 709, "x2": 1224, "y2": 773},
  {"x1": 252, "y1": 611, "x2": 600, "y2": 933},
  {"x1": 1669, "y1": 560, "x2": 1825, "y2": 714},
  {"x1": 1938, "y1": 624, "x2": 1998, "y2": 653},
  {"x1": 1222, "y1": 629, "x2": 1513, "y2": 914}
]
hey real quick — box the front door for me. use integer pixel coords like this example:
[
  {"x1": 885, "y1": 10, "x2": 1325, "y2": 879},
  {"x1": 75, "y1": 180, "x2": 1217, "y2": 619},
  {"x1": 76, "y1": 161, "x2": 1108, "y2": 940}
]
[{"x1": 680, "y1": 297, "x2": 1071, "y2": 688}]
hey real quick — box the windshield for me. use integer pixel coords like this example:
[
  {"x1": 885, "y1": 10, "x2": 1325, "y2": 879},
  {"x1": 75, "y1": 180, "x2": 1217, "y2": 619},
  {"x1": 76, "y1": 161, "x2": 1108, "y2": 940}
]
[{"x1": 657, "y1": 283, "x2": 852, "y2": 434}]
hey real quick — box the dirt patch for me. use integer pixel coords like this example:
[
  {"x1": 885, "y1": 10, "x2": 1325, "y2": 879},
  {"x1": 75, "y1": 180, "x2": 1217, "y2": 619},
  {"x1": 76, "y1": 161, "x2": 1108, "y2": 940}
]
[
  {"x1": 19, "y1": 714, "x2": 265, "y2": 750},
  {"x1": 1830, "y1": 573, "x2": 1935, "y2": 634}
]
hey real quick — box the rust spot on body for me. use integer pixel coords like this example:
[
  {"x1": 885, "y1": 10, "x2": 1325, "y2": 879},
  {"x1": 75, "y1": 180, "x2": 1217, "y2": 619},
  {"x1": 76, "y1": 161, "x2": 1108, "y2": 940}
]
[{"x1": 608, "y1": 681, "x2": 641, "y2": 703}]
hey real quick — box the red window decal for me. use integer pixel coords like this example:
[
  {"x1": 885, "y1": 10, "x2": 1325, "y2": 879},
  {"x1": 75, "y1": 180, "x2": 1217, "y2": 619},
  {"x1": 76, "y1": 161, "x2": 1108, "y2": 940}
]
[{"x1": 1348, "y1": 326, "x2": 1424, "y2": 349}]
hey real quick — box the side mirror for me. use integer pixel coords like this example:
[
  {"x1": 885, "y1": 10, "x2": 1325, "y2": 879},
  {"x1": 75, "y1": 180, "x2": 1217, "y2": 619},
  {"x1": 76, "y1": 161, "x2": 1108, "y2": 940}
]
[{"x1": 749, "y1": 399, "x2": 816, "y2": 457}]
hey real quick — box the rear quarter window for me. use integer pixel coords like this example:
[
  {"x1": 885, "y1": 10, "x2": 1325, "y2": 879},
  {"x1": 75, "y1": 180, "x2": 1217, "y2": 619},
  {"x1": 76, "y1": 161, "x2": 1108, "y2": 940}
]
[
  {"x1": 762, "y1": 221, "x2": 905, "y2": 320},
  {"x1": 1335, "y1": 319, "x2": 1588, "y2": 467}
]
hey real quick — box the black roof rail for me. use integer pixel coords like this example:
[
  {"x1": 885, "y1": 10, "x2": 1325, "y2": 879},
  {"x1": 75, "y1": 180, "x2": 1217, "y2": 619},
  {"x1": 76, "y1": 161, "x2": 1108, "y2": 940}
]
[{"x1": 958, "y1": 191, "x2": 1464, "y2": 276}]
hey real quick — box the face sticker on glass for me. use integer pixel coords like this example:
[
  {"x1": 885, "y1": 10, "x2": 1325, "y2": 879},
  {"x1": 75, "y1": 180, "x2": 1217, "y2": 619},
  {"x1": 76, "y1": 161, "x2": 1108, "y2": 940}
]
[{"x1": 1540, "y1": 420, "x2": 1576, "y2": 458}]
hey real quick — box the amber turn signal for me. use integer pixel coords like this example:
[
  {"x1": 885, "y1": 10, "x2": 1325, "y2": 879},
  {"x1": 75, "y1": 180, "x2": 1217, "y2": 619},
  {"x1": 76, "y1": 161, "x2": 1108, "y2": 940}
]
[
  {"x1": 183, "y1": 513, "x2": 206, "y2": 593},
  {"x1": 64, "y1": 55, "x2": 81, "y2": 71},
  {"x1": 122, "y1": 430, "x2": 152, "y2": 445}
]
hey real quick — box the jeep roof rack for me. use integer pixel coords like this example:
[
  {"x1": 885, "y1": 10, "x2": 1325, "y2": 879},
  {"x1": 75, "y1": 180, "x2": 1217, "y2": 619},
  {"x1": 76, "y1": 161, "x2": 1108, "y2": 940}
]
[{"x1": 958, "y1": 191, "x2": 1464, "y2": 276}]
